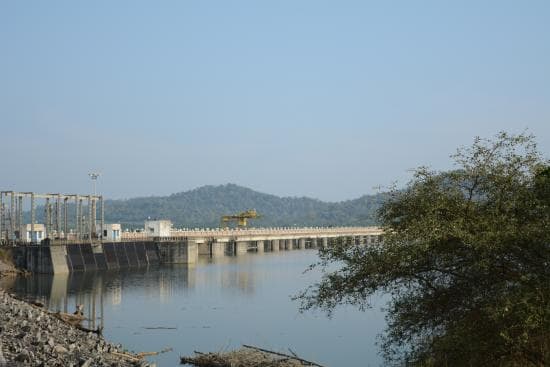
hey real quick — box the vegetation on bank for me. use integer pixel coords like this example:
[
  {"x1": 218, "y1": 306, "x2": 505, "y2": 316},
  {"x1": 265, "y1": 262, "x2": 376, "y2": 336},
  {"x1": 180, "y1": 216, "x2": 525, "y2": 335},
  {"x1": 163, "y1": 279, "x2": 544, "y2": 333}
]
[{"x1": 296, "y1": 132, "x2": 550, "y2": 366}]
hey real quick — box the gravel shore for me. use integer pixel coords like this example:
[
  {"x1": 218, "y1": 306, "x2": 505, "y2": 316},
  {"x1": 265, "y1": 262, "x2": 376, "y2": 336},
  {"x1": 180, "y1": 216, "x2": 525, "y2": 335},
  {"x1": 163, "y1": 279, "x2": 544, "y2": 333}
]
[
  {"x1": 0, "y1": 287, "x2": 152, "y2": 366},
  {"x1": 0, "y1": 256, "x2": 18, "y2": 277}
]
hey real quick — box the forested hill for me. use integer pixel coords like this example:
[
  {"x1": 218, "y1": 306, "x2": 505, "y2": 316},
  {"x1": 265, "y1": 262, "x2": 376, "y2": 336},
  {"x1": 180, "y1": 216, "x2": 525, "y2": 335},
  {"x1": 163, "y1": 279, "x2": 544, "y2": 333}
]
[{"x1": 104, "y1": 184, "x2": 387, "y2": 229}]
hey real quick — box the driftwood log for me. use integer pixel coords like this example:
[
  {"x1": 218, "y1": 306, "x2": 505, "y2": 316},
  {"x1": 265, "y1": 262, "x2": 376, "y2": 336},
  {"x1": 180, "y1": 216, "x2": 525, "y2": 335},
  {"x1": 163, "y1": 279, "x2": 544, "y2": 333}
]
[
  {"x1": 242, "y1": 345, "x2": 325, "y2": 367},
  {"x1": 180, "y1": 345, "x2": 326, "y2": 367},
  {"x1": 52, "y1": 311, "x2": 86, "y2": 325},
  {"x1": 113, "y1": 347, "x2": 174, "y2": 362}
]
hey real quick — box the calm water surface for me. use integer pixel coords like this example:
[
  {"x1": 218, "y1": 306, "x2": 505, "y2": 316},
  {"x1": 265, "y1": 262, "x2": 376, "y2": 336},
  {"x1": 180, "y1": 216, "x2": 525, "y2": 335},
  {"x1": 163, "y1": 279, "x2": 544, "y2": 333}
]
[{"x1": 4, "y1": 250, "x2": 386, "y2": 366}]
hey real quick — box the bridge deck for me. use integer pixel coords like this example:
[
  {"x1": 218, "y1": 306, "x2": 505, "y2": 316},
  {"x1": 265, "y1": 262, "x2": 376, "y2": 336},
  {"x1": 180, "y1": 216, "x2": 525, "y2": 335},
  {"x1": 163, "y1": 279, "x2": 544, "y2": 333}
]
[{"x1": 121, "y1": 226, "x2": 383, "y2": 242}]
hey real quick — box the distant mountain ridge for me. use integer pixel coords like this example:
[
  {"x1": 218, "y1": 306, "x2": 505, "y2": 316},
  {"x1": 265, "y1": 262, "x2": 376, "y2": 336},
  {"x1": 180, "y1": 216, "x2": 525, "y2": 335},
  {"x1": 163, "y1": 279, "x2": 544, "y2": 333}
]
[{"x1": 104, "y1": 184, "x2": 387, "y2": 229}]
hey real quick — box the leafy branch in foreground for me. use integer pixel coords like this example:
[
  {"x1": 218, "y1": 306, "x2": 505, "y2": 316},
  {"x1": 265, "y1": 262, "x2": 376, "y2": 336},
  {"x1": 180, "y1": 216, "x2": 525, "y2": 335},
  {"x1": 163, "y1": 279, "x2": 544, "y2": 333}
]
[{"x1": 295, "y1": 132, "x2": 550, "y2": 366}]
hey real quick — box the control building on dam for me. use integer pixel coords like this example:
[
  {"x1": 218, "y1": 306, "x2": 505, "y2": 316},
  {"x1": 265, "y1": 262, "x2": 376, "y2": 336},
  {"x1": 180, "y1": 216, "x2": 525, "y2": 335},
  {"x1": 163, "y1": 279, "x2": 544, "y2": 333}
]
[{"x1": 0, "y1": 190, "x2": 383, "y2": 274}]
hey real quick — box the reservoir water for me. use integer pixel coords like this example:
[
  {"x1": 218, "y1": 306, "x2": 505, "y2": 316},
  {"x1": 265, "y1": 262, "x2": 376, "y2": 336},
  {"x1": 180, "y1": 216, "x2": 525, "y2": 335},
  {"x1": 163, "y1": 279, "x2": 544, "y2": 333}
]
[{"x1": 3, "y1": 250, "x2": 386, "y2": 366}]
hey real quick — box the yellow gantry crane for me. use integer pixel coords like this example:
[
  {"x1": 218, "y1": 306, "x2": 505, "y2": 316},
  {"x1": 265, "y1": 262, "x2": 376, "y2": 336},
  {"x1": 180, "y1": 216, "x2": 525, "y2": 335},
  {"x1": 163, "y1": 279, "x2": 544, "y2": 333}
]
[{"x1": 220, "y1": 209, "x2": 261, "y2": 228}]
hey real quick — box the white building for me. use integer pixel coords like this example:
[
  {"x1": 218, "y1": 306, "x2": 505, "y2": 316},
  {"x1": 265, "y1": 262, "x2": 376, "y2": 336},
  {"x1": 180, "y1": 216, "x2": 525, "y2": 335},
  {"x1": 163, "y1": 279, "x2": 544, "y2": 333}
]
[
  {"x1": 25, "y1": 224, "x2": 45, "y2": 242},
  {"x1": 98, "y1": 223, "x2": 122, "y2": 242},
  {"x1": 144, "y1": 220, "x2": 172, "y2": 237}
]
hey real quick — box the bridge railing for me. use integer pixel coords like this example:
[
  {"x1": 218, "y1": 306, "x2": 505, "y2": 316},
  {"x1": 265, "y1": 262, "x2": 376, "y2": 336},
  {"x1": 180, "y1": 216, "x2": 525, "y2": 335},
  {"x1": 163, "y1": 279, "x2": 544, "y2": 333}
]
[
  {"x1": 123, "y1": 226, "x2": 382, "y2": 240},
  {"x1": 1, "y1": 227, "x2": 383, "y2": 246}
]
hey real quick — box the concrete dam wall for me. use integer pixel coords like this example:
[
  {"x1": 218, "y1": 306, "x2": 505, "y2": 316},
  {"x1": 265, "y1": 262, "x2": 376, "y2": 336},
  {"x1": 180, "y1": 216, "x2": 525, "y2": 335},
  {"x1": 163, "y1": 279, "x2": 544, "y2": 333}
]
[
  {"x1": 7, "y1": 229, "x2": 384, "y2": 274},
  {"x1": 13, "y1": 241, "x2": 198, "y2": 274}
]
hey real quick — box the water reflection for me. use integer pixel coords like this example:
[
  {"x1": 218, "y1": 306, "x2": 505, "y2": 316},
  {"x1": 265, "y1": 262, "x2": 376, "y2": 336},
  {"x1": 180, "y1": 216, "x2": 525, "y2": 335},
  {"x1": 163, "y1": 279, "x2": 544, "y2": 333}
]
[
  {"x1": 6, "y1": 257, "x2": 263, "y2": 330},
  {"x1": 5, "y1": 252, "x2": 386, "y2": 367}
]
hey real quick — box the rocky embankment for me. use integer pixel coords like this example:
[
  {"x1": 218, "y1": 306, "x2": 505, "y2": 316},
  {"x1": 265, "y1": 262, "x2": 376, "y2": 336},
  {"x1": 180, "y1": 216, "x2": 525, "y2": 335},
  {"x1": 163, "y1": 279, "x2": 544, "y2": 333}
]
[{"x1": 0, "y1": 288, "x2": 151, "y2": 366}]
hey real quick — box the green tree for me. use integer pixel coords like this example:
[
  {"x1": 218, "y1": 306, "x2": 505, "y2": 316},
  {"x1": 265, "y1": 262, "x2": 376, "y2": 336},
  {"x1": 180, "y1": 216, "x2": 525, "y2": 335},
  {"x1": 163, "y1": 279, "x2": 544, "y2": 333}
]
[{"x1": 296, "y1": 132, "x2": 550, "y2": 366}]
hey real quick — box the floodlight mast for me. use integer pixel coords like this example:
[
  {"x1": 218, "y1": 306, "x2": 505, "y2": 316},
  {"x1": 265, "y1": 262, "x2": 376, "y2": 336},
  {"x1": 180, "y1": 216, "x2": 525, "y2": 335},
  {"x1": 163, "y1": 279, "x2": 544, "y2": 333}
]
[
  {"x1": 88, "y1": 172, "x2": 101, "y2": 196},
  {"x1": 88, "y1": 172, "x2": 102, "y2": 241}
]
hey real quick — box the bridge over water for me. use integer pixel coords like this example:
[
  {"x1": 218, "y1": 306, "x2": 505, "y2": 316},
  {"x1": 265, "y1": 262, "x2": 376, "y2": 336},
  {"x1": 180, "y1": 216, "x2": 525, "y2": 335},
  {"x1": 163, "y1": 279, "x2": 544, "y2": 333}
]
[
  {"x1": 6, "y1": 226, "x2": 383, "y2": 274},
  {"x1": 149, "y1": 226, "x2": 383, "y2": 255}
]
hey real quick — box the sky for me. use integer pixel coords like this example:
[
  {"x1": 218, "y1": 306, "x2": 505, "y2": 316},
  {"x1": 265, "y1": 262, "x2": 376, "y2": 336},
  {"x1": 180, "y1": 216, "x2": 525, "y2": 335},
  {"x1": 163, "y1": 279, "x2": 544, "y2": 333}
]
[{"x1": 1, "y1": 1, "x2": 549, "y2": 202}]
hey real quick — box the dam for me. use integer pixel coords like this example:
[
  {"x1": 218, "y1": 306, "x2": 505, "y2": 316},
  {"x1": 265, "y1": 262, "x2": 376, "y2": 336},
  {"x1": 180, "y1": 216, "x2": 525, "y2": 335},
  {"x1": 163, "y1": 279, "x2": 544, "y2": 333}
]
[
  {"x1": 5, "y1": 226, "x2": 383, "y2": 274},
  {"x1": 0, "y1": 190, "x2": 383, "y2": 274}
]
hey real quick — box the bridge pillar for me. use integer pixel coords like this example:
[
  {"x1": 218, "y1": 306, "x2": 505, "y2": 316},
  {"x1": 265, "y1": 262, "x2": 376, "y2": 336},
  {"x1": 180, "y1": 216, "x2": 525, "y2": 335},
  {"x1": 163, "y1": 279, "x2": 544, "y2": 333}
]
[
  {"x1": 198, "y1": 242, "x2": 210, "y2": 255},
  {"x1": 211, "y1": 242, "x2": 225, "y2": 257},
  {"x1": 298, "y1": 238, "x2": 306, "y2": 249},
  {"x1": 256, "y1": 240, "x2": 265, "y2": 253},
  {"x1": 322, "y1": 237, "x2": 329, "y2": 248},
  {"x1": 235, "y1": 241, "x2": 249, "y2": 254},
  {"x1": 187, "y1": 240, "x2": 199, "y2": 264},
  {"x1": 286, "y1": 239, "x2": 293, "y2": 250},
  {"x1": 310, "y1": 238, "x2": 317, "y2": 248},
  {"x1": 271, "y1": 240, "x2": 280, "y2": 252}
]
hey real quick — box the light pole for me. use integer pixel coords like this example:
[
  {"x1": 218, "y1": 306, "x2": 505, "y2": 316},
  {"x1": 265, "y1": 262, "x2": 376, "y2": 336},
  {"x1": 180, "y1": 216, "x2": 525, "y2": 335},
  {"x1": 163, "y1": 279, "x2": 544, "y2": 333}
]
[
  {"x1": 88, "y1": 172, "x2": 101, "y2": 240},
  {"x1": 88, "y1": 173, "x2": 101, "y2": 195}
]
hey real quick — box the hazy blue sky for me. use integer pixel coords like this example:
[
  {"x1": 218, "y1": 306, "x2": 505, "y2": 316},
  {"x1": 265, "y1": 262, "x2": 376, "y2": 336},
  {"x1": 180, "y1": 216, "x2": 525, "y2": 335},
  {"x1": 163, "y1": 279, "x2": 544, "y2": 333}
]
[{"x1": 1, "y1": 1, "x2": 549, "y2": 201}]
